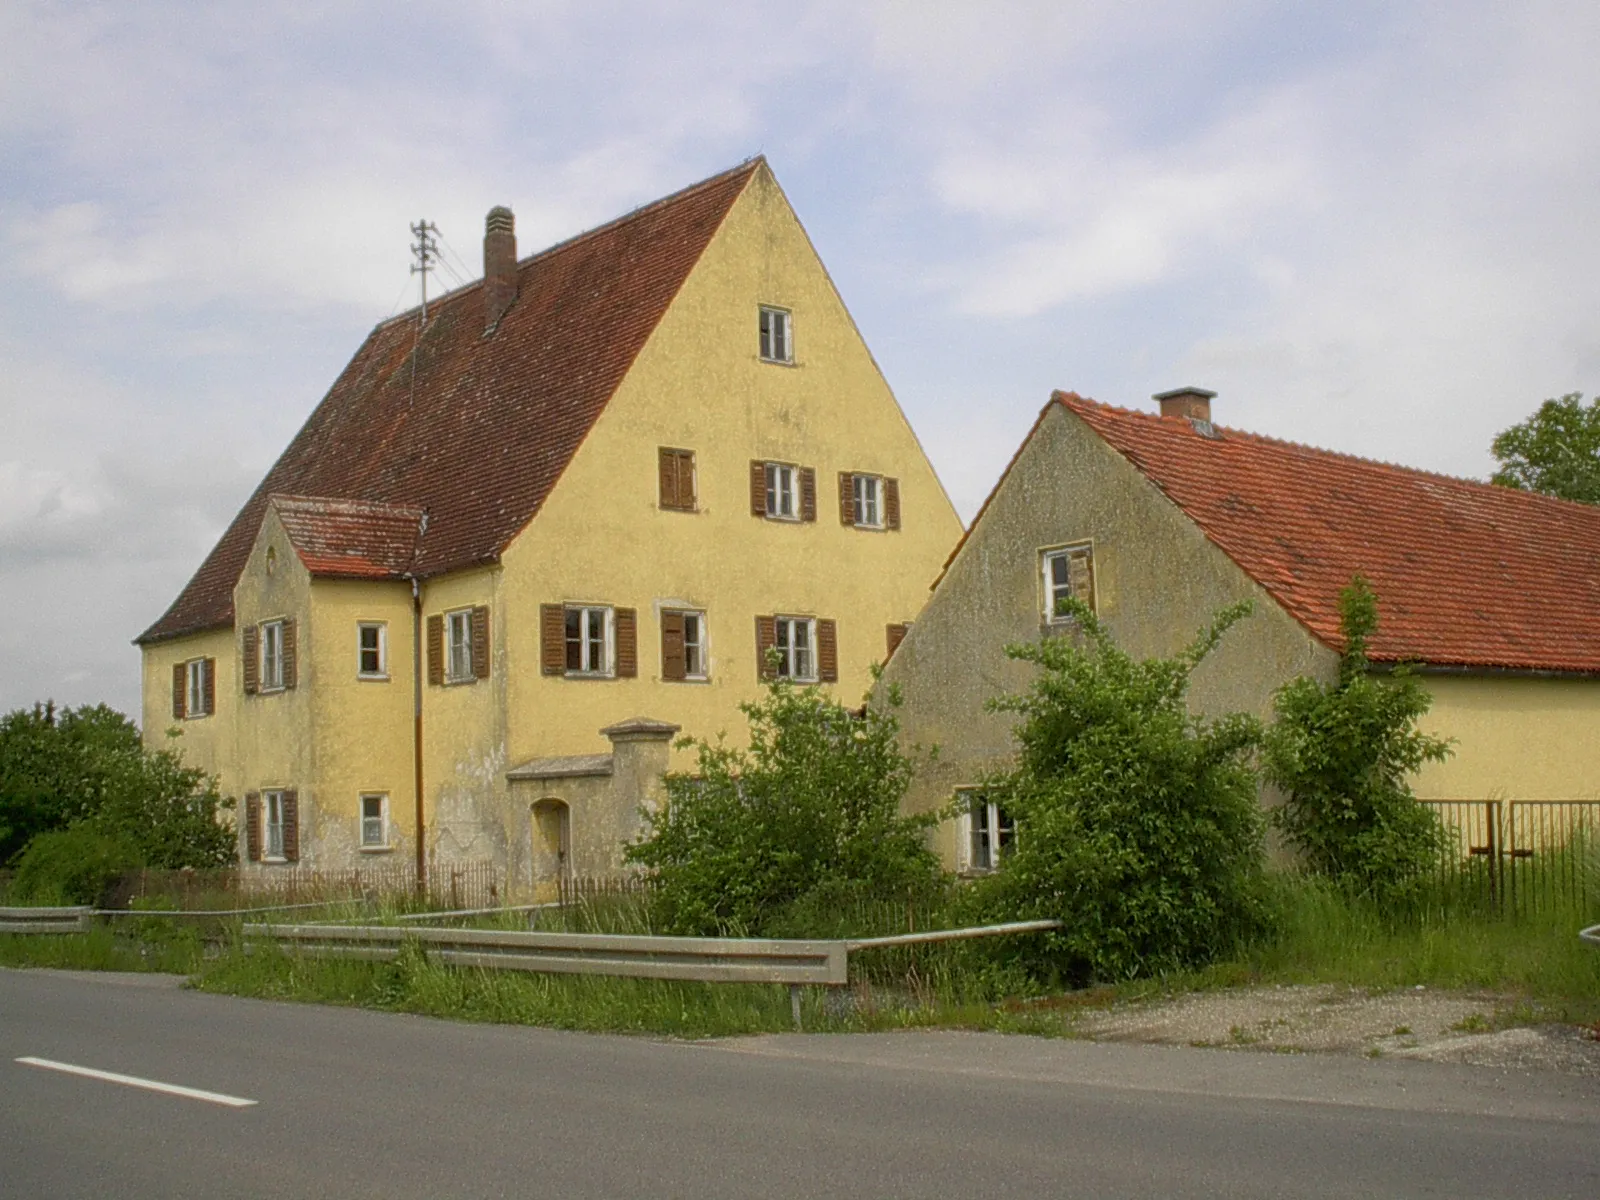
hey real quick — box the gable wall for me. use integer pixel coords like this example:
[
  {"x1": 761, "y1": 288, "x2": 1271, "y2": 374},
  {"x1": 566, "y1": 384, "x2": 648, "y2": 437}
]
[
  {"x1": 498, "y1": 164, "x2": 963, "y2": 795},
  {"x1": 878, "y1": 403, "x2": 1338, "y2": 865}
]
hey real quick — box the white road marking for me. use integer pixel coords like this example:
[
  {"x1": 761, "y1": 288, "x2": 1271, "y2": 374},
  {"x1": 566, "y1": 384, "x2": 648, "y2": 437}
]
[{"x1": 15, "y1": 1057, "x2": 257, "y2": 1108}]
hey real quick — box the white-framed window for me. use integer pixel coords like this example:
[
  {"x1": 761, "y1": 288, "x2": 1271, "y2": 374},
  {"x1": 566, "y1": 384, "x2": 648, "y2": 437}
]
[
  {"x1": 263, "y1": 790, "x2": 287, "y2": 861},
  {"x1": 359, "y1": 793, "x2": 389, "y2": 850},
  {"x1": 358, "y1": 622, "x2": 387, "y2": 679},
  {"x1": 758, "y1": 305, "x2": 792, "y2": 363},
  {"x1": 1042, "y1": 544, "x2": 1096, "y2": 623},
  {"x1": 260, "y1": 620, "x2": 285, "y2": 691},
  {"x1": 446, "y1": 610, "x2": 474, "y2": 682},
  {"x1": 774, "y1": 616, "x2": 816, "y2": 682},
  {"x1": 683, "y1": 611, "x2": 707, "y2": 679},
  {"x1": 565, "y1": 605, "x2": 613, "y2": 675},
  {"x1": 185, "y1": 659, "x2": 210, "y2": 717},
  {"x1": 853, "y1": 474, "x2": 883, "y2": 528},
  {"x1": 765, "y1": 462, "x2": 797, "y2": 520},
  {"x1": 958, "y1": 789, "x2": 1015, "y2": 873}
]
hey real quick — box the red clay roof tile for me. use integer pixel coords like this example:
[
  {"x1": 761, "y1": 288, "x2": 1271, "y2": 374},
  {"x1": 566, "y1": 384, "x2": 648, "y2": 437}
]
[
  {"x1": 270, "y1": 495, "x2": 425, "y2": 580},
  {"x1": 1057, "y1": 392, "x2": 1600, "y2": 674},
  {"x1": 138, "y1": 159, "x2": 761, "y2": 643}
]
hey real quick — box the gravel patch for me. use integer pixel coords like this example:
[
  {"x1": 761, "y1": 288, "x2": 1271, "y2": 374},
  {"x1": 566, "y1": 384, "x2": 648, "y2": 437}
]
[{"x1": 1064, "y1": 984, "x2": 1600, "y2": 1075}]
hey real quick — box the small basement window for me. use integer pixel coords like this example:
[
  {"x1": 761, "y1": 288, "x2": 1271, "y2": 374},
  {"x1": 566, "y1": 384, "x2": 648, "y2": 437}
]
[{"x1": 360, "y1": 793, "x2": 389, "y2": 850}]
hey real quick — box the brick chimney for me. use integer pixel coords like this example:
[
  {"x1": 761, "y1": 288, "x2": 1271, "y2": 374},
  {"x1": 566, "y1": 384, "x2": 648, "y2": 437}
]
[
  {"x1": 483, "y1": 206, "x2": 518, "y2": 333},
  {"x1": 1154, "y1": 386, "x2": 1216, "y2": 423}
]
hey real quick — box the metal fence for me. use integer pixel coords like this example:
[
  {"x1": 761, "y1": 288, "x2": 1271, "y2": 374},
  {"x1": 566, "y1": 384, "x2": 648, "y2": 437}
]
[
  {"x1": 93, "y1": 861, "x2": 506, "y2": 911},
  {"x1": 0, "y1": 906, "x2": 93, "y2": 934},
  {"x1": 1420, "y1": 799, "x2": 1600, "y2": 917},
  {"x1": 556, "y1": 872, "x2": 651, "y2": 908}
]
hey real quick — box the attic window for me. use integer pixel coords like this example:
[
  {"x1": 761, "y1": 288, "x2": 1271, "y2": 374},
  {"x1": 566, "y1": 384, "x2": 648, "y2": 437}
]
[
  {"x1": 759, "y1": 306, "x2": 792, "y2": 363},
  {"x1": 265, "y1": 546, "x2": 277, "y2": 576}
]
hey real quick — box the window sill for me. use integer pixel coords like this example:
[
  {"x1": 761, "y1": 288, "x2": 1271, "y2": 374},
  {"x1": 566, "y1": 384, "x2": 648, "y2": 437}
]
[
  {"x1": 762, "y1": 514, "x2": 802, "y2": 523},
  {"x1": 758, "y1": 356, "x2": 798, "y2": 367},
  {"x1": 359, "y1": 844, "x2": 394, "y2": 854},
  {"x1": 443, "y1": 676, "x2": 478, "y2": 686},
  {"x1": 358, "y1": 673, "x2": 390, "y2": 682},
  {"x1": 182, "y1": 712, "x2": 213, "y2": 721},
  {"x1": 659, "y1": 505, "x2": 698, "y2": 514},
  {"x1": 257, "y1": 685, "x2": 287, "y2": 695},
  {"x1": 261, "y1": 856, "x2": 289, "y2": 865},
  {"x1": 563, "y1": 671, "x2": 617, "y2": 681}
]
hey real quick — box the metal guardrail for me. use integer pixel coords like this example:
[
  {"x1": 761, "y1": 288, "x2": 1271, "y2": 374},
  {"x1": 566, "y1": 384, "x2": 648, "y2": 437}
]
[
  {"x1": 246, "y1": 923, "x2": 851, "y2": 985},
  {"x1": 247, "y1": 918, "x2": 1063, "y2": 1028},
  {"x1": 1580, "y1": 924, "x2": 1600, "y2": 947},
  {"x1": 0, "y1": 906, "x2": 94, "y2": 934}
]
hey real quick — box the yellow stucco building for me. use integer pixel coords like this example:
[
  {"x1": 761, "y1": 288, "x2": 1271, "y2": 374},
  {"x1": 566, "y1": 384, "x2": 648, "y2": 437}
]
[
  {"x1": 880, "y1": 388, "x2": 1600, "y2": 871},
  {"x1": 137, "y1": 159, "x2": 963, "y2": 896}
]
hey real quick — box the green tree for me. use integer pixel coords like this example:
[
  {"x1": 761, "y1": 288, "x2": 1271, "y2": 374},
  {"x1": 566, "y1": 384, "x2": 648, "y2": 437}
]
[
  {"x1": 975, "y1": 601, "x2": 1271, "y2": 984},
  {"x1": 1263, "y1": 576, "x2": 1452, "y2": 900},
  {"x1": 1490, "y1": 392, "x2": 1600, "y2": 504},
  {"x1": 0, "y1": 702, "x2": 234, "y2": 871},
  {"x1": 626, "y1": 676, "x2": 942, "y2": 936}
]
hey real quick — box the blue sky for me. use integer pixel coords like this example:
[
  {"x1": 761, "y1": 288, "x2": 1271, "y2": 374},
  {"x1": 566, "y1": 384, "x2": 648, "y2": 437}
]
[{"x1": 4, "y1": 1, "x2": 1599, "y2": 719}]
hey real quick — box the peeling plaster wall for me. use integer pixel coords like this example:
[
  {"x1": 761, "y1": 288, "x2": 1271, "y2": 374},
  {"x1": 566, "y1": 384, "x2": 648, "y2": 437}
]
[{"x1": 879, "y1": 403, "x2": 1337, "y2": 868}]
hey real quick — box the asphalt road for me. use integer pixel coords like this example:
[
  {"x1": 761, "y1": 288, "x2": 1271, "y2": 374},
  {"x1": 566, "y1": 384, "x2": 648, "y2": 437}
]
[{"x1": 3, "y1": 968, "x2": 1598, "y2": 1199}]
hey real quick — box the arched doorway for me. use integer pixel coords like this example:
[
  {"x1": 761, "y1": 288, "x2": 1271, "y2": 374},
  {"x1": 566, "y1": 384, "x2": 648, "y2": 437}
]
[{"x1": 531, "y1": 798, "x2": 571, "y2": 897}]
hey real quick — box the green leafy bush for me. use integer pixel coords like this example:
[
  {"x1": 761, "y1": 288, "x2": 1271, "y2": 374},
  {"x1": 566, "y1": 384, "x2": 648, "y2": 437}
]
[
  {"x1": 626, "y1": 677, "x2": 944, "y2": 936},
  {"x1": 1264, "y1": 576, "x2": 1452, "y2": 902},
  {"x1": 974, "y1": 600, "x2": 1271, "y2": 984},
  {"x1": 0, "y1": 701, "x2": 235, "y2": 874},
  {"x1": 10, "y1": 825, "x2": 144, "y2": 906}
]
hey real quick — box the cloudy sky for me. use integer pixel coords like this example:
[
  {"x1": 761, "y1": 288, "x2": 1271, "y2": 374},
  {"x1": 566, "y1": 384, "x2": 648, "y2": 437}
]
[{"x1": 3, "y1": 1, "x2": 1598, "y2": 721}]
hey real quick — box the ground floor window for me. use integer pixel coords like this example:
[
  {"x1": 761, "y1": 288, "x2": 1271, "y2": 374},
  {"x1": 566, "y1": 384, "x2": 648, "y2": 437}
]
[
  {"x1": 264, "y1": 790, "x2": 287, "y2": 860},
  {"x1": 360, "y1": 793, "x2": 389, "y2": 849},
  {"x1": 959, "y1": 789, "x2": 1015, "y2": 873}
]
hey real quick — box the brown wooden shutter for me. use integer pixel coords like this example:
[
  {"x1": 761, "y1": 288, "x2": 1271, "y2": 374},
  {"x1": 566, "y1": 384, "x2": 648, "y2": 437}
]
[
  {"x1": 244, "y1": 792, "x2": 261, "y2": 862},
  {"x1": 838, "y1": 472, "x2": 856, "y2": 526},
  {"x1": 800, "y1": 467, "x2": 817, "y2": 522},
  {"x1": 817, "y1": 618, "x2": 838, "y2": 683},
  {"x1": 426, "y1": 614, "x2": 444, "y2": 685},
  {"x1": 471, "y1": 606, "x2": 490, "y2": 679},
  {"x1": 749, "y1": 460, "x2": 767, "y2": 516},
  {"x1": 659, "y1": 447, "x2": 678, "y2": 509},
  {"x1": 242, "y1": 625, "x2": 259, "y2": 695},
  {"x1": 884, "y1": 478, "x2": 901, "y2": 530},
  {"x1": 660, "y1": 610, "x2": 687, "y2": 681},
  {"x1": 614, "y1": 607, "x2": 638, "y2": 677},
  {"x1": 659, "y1": 449, "x2": 694, "y2": 511},
  {"x1": 281, "y1": 790, "x2": 299, "y2": 862},
  {"x1": 171, "y1": 662, "x2": 186, "y2": 719},
  {"x1": 281, "y1": 617, "x2": 297, "y2": 690},
  {"x1": 886, "y1": 623, "x2": 909, "y2": 659},
  {"x1": 202, "y1": 658, "x2": 216, "y2": 716},
  {"x1": 1069, "y1": 547, "x2": 1096, "y2": 613},
  {"x1": 541, "y1": 604, "x2": 566, "y2": 675},
  {"x1": 755, "y1": 615, "x2": 778, "y2": 680}
]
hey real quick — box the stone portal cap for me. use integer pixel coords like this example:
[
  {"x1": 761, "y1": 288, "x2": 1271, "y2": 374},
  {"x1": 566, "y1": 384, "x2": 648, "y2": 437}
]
[
  {"x1": 600, "y1": 717, "x2": 682, "y2": 743},
  {"x1": 507, "y1": 752, "x2": 613, "y2": 782}
]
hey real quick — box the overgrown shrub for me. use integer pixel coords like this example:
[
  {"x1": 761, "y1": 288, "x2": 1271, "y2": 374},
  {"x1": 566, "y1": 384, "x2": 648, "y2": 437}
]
[
  {"x1": 10, "y1": 825, "x2": 144, "y2": 906},
  {"x1": 0, "y1": 701, "x2": 234, "y2": 872},
  {"x1": 974, "y1": 600, "x2": 1272, "y2": 984},
  {"x1": 1264, "y1": 576, "x2": 1452, "y2": 902},
  {"x1": 626, "y1": 677, "x2": 944, "y2": 936}
]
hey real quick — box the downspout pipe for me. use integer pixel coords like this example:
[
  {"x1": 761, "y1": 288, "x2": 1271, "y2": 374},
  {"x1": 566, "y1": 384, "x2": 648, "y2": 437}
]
[{"x1": 411, "y1": 575, "x2": 426, "y2": 898}]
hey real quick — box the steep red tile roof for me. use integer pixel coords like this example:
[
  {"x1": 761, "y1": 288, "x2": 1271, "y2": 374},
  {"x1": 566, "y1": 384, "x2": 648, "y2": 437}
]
[
  {"x1": 1056, "y1": 392, "x2": 1600, "y2": 674},
  {"x1": 139, "y1": 159, "x2": 762, "y2": 643},
  {"x1": 271, "y1": 495, "x2": 425, "y2": 580}
]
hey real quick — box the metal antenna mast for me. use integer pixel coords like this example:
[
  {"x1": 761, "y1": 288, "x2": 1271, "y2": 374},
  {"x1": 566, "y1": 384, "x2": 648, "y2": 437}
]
[{"x1": 410, "y1": 219, "x2": 440, "y2": 326}]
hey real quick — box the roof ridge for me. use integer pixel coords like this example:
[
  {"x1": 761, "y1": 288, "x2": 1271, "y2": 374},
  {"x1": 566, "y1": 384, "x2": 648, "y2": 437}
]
[
  {"x1": 1058, "y1": 393, "x2": 1600, "y2": 516},
  {"x1": 373, "y1": 157, "x2": 765, "y2": 334}
]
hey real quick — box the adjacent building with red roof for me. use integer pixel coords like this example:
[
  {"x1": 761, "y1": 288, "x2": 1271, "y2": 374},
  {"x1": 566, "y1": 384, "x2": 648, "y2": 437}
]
[
  {"x1": 880, "y1": 388, "x2": 1600, "y2": 872},
  {"x1": 139, "y1": 159, "x2": 963, "y2": 895}
]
